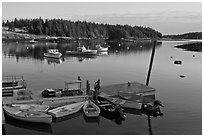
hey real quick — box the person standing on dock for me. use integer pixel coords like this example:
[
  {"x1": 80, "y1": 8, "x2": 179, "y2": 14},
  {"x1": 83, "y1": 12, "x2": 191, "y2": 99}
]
[{"x1": 94, "y1": 80, "x2": 100, "y2": 100}]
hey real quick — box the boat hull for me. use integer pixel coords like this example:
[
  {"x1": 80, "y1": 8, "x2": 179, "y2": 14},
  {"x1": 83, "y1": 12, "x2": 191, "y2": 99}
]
[
  {"x1": 48, "y1": 101, "x2": 85, "y2": 118},
  {"x1": 90, "y1": 96, "x2": 125, "y2": 118},
  {"x1": 83, "y1": 100, "x2": 100, "y2": 117},
  {"x1": 44, "y1": 53, "x2": 62, "y2": 59},
  {"x1": 11, "y1": 104, "x2": 50, "y2": 113},
  {"x1": 104, "y1": 96, "x2": 142, "y2": 110},
  {"x1": 3, "y1": 106, "x2": 52, "y2": 124},
  {"x1": 97, "y1": 47, "x2": 108, "y2": 52},
  {"x1": 118, "y1": 91, "x2": 155, "y2": 103},
  {"x1": 66, "y1": 51, "x2": 97, "y2": 56}
]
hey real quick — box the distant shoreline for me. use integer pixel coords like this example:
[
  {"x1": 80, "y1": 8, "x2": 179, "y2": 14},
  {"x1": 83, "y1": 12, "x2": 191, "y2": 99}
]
[
  {"x1": 2, "y1": 27, "x2": 202, "y2": 44},
  {"x1": 2, "y1": 27, "x2": 155, "y2": 43}
]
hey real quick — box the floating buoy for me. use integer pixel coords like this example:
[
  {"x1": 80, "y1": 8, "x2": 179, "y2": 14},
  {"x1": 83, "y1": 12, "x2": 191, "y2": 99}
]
[
  {"x1": 179, "y1": 75, "x2": 185, "y2": 78},
  {"x1": 174, "y1": 60, "x2": 182, "y2": 65}
]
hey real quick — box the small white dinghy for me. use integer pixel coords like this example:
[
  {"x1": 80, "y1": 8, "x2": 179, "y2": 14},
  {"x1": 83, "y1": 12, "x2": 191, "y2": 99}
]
[
  {"x1": 44, "y1": 49, "x2": 62, "y2": 59},
  {"x1": 48, "y1": 101, "x2": 85, "y2": 118},
  {"x1": 3, "y1": 105, "x2": 52, "y2": 124},
  {"x1": 96, "y1": 45, "x2": 108, "y2": 52},
  {"x1": 11, "y1": 104, "x2": 50, "y2": 113},
  {"x1": 83, "y1": 100, "x2": 100, "y2": 117}
]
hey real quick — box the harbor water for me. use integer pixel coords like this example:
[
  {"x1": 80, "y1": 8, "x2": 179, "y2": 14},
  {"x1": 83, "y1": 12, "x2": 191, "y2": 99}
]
[{"x1": 2, "y1": 40, "x2": 202, "y2": 135}]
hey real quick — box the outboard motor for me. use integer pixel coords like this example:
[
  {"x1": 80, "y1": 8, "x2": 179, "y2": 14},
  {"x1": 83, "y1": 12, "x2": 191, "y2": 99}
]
[
  {"x1": 141, "y1": 100, "x2": 164, "y2": 117},
  {"x1": 115, "y1": 105, "x2": 125, "y2": 120}
]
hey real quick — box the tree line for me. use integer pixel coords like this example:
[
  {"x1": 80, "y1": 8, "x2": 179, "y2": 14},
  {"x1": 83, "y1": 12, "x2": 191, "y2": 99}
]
[
  {"x1": 2, "y1": 17, "x2": 162, "y2": 40},
  {"x1": 163, "y1": 32, "x2": 202, "y2": 39}
]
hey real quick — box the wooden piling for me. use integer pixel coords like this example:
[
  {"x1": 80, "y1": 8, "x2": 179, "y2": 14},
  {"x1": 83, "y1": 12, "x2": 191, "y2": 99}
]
[{"x1": 86, "y1": 80, "x2": 90, "y2": 95}]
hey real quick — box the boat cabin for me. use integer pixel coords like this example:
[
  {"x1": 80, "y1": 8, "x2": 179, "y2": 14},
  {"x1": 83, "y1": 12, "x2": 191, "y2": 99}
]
[{"x1": 48, "y1": 49, "x2": 60, "y2": 54}]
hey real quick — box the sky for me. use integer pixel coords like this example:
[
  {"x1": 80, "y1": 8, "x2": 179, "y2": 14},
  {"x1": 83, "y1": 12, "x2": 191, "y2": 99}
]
[{"x1": 2, "y1": 2, "x2": 202, "y2": 35}]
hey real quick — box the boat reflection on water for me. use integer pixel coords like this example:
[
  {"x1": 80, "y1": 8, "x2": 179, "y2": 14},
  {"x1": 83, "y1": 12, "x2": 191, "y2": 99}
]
[
  {"x1": 83, "y1": 113, "x2": 100, "y2": 124},
  {"x1": 64, "y1": 55, "x2": 97, "y2": 62},
  {"x1": 2, "y1": 124, "x2": 6, "y2": 135},
  {"x1": 53, "y1": 111, "x2": 83, "y2": 123},
  {"x1": 4, "y1": 114, "x2": 53, "y2": 134},
  {"x1": 77, "y1": 57, "x2": 95, "y2": 62},
  {"x1": 123, "y1": 105, "x2": 164, "y2": 118},
  {"x1": 44, "y1": 57, "x2": 63, "y2": 65},
  {"x1": 100, "y1": 112, "x2": 125, "y2": 125},
  {"x1": 97, "y1": 51, "x2": 108, "y2": 56},
  {"x1": 123, "y1": 108, "x2": 142, "y2": 116}
]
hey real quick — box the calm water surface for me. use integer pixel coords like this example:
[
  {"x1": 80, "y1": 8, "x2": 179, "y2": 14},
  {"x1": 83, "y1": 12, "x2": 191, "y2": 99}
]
[{"x1": 2, "y1": 40, "x2": 202, "y2": 135}]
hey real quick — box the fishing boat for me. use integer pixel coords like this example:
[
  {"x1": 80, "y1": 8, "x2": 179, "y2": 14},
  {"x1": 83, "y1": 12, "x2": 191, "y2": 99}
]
[
  {"x1": 29, "y1": 39, "x2": 38, "y2": 44},
  {"x1": 118, "y1": 91, "x2": 155, "y2": 103},
  {"x1": 41, "y1": 80, "x2": 83, "y2": 98},
  {"x1": 102, "y1": 95, "x2": 142, "y2": 110},
  {"x1": 90, "y1": 96, "x2": 125, "y2": 119},
  {"x1": 44, "y1": 49, "x2": 62, "y2": 58},
  {"x1": 95, "y1": 45, "x2": 108, "y2": 52},
  {"x1": 66, "y1": 46, "x2": 97, "y2": 56},
  {"x1": 83, "y1": 100, "x2": 100, "y2": 117},
  {"x1": 118, "y1": 91, "x2": 164, "y2": 116},
  {"x1": 48, "y1": 101, "x2": 86, "y2": 118},
  {"x1": 3, "y1": 105, "x2": 52, "y2": 124},
  {"x1": 11, "y1": 104, "x2": 50, "y2": 113}
]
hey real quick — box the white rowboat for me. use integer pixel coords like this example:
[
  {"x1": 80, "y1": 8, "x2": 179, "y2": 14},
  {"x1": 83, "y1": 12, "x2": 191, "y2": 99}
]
[
  {"x1": 11, "y1": 104, "x2": 50, "y2": 113},
  {"x1": 48, "y1": 101, "x2": 85, "y2": 118},
  {"x1": 3, "y1": 105, "x2": 52, "y2": 124},
  {"x1": 96, "y1": 45, "x2": 108, "y2": 52},
  {"x1": 83, "y1": 100, "x2": 100, "y2": 117}
]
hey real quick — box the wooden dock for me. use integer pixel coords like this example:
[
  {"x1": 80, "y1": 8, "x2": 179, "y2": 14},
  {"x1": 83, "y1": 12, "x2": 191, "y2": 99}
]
[{"x1": 99, "y1": 81, "x2": 155, "y2": 97}]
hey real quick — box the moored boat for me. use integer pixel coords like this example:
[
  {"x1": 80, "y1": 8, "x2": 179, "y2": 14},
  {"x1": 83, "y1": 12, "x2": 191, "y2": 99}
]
[
  {"x1": 29, "y1": 39, "x2": 38, "y2": 44},
  {"x1": 118, "y1": 91, "x2": 155, "y2": 103},
  {"x1": 102, "y1": 95, "x2": 142, "y2": 110},
  {"x1": 44, "y1": 49, "x2": 62, "y2": 58},
  {"x1": 11, "y1": 104, "x2": 50, "y2": 113},
  {"x1": 83, "y1": 100, "x2": 100, "y2": 117},
  {"x1": 118, "y1": 91, "x2": 164, "y2": 116},
  {"x1": 90, "y1": 96, "x2": 125, "y2": 119},
  {"x1": 41, "y1": 80, "x2": 83, "y2": 98},
  {"x1": 66, "y1": 46, "x2": 97, "y2": 56},
  {"x1": 95, "y1": 45, "x2": 108, "y2": 52},
  {"x1": 48, "y1": 101, "x2": 86, "y2": 118},
  {"x1": 3, "y1": 105, "x2": 52, "y2": 124}
]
